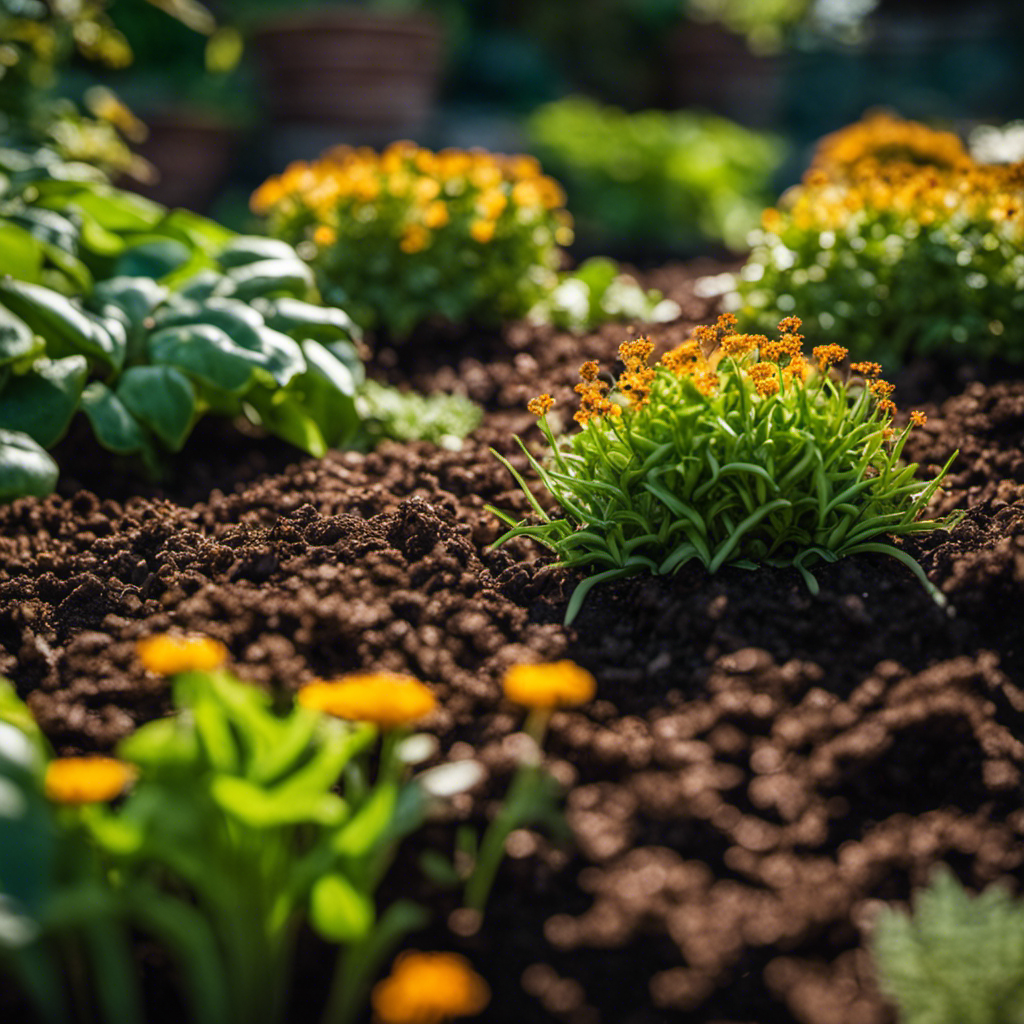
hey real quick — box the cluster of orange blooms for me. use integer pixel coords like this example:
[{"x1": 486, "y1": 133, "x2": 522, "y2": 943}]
[
  {"x1": 529, "y1": 314, "x2": 926, "y2": 430},
  {"x1": 251, "y1": 141, "x2": 574, "y2": 256},
  {"x1": 760, "y1": 114, "x2": 1024, "y2": 236},
  {"x1": 812, "y1": 111, "x2": 972, "y2": 179}
]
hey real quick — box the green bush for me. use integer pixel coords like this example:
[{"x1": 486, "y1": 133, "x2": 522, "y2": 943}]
[
  {"x1": 730, "y1": 117, "x2": 1024, "y2": 369},
  {"x1": 526, "y1": 96, "x2": 784, "y2": 254},
  {"x1": 491, "y1": 314, "x2": 959, "y2": 624}
]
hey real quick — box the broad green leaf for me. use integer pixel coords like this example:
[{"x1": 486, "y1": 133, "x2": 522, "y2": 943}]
[
  {"x1": 0, "y1": 278, "x2": 121, "y2": 370},
  {"x1": 257, "y1": 296, "x2": 362, "y2": 345},
  {"x1": 0, "y1": 355, "x2": 88, "y2": 447},
  {"x1": 156, "y1": 209, "x2": 234, "y2": 255},
  {"x1": 0, "y1": 302, "x2": 42, "y2": 366},
  {"x1": 309, "y1": 873, "x2": 374, "y2": 943},
  {"x1": 38, "y1": 240, "x2": 92, "y2": 294},
  {"x1": 80, "y1": 382, "x2": 149, "y2": 455},
  {"x1": 116, "y1": 366, "x2": 196, "y2": 451},
  {"x1": 218, "y1": 236, "x2": 298, "y2": 268},
  {"x1": 245, "y1": 388, "x2": 326, "y2": 457},
  {"x1": 60, "y1": 187, "x2": 164, "y2": 233},
  {"x1": 118, "y1": 715, "x2": 200, "y2": 770},
  {"x1": 114, "y1": 239, "x2": 192, "y2": 279},
  {"x1": 148, "y1": 324, "x2": 257, "y2": 395},
  {"x1": 293, "y1": 340, "x2": 360, "y2": 449},
  {"x1": 0, "y1": 221, "x2": 43, "y2": 282},
  {"x1": 0, "y1": 429, "x2": 58, "y2": 502},
  {"x1": 223, "y1": 258, "x2": 314, "y2": 301}
]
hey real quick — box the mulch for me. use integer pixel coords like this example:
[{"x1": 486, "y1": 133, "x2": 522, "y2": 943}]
[{"x1": 3, "y1": 261, "x2": 1024, "y2": 1023}]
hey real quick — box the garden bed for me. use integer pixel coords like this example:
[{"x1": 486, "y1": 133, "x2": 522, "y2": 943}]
[{"x1": 2, "y1": 262, "x2": 1024, "y2": 1023}]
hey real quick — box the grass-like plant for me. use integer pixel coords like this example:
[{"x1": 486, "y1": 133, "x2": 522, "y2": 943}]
[
  {"x1": 490, "y1": 314, "x2": 961, "y2": 625},
  {"x1": 730, "y1": 114, "x2": 1024, "y2": 368},
  {"x1": 252, "y1": 142, "x2": 575, "y2": 338}
]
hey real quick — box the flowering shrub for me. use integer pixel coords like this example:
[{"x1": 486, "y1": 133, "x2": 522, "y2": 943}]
[
  {"x1": 731, "y1": 114, "x2": 1024, "y2": 368},
  {"x1": 527, "y1": 96, "x2": 784, "y2": 254},
  {"x1": 491, "y1": 314, "x2": 960, "y2": 624},
  {"x1": 252, "y1": 143, "x2": 574, "y2": 337}
]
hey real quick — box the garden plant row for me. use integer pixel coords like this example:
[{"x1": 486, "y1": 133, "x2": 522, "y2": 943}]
[{"x1": 1, "y1": 114, "x2": 1024, "y2": 1023}]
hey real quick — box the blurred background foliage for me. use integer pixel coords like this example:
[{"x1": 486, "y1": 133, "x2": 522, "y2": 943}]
[{"x1": 0, "y1": 0, "x2": 1022, "y2": 264}]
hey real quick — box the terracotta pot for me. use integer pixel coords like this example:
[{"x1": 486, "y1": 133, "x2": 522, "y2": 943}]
[
  {"x1": 666, "y1": 21, "x2": 784, "y2": 128},
  {"x1": 129, "y1": 112, "x2": 238, "y2": 212},
  {"x1": 251, "y1": 8, "x2": 442, "y2": 128}
]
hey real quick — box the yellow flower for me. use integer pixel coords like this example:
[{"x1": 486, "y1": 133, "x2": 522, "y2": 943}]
[
  {"x1": 423, "y1": 200, "x2": 450, "y2": 229},
  {"x1": 400, "y1": 224, "x2": 431, "y2": 254},
  {"x1": 313, "y1": 224, "x2": 337, "y2": 248},
  {"x1": 372, "y1": 951, "x2": 490, "y2": 1024},
  {"x1": 511, "y1": 180, "x2": 542, "y2": 210},
  {"x1": 413, "y1": 177, "x2": 441, "y2": 204},
  {"x1": 475, "y1": 188, "x2": 507, "y2": 221},
  {"x1": 469, "y1": 219, "x2": 495, "y2": 244},
  {"x1": 297, "y1": 673, "x2": 437, "y2": 729},
  {"x1": 137, "y1": 634, "x2": 228, "y2": 675},
  {"x1": 527, "y1": 394, "x2": 554, "y2": 416},
  {"x1": 502, "y1": 660, "x2": 596, "y2": 710},
  {"x1": 45, "y1": 757, "x2": 136, "y2": 805}
]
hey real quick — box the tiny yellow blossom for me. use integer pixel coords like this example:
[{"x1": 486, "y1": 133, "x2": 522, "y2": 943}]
[
  {"x1": 137, "y1": 634, "x2": 228, "y2": 675},
  {"x1": 400, "y1": 224, "x2": 431, "y2": 254},
  {"x1": 313, "y1": 224, "x2": 337, "y2": 248},
  {"x1": 372, "y1": 951, "x2": 490, "y2": 1024},
  {"x1": 910, "y1": 410, "x2": 928, "y2": 427},
  {"x1": 45, "y1": 757, "x2": 136, "y2": 805},
  {"x1": 297, "y1": 673, "x2": 437, "y2": 729},
  {"x1": 527, "y1": 394, "x2": 554, "y2": 416},
  {"x1": 469, "y1": 219, "x2": 495, "y2": 244},
  {"x1": 503, "y1": 661, "x2": 596, "y2": 710},
  {"x1": 423, "y1": 200, "x2": 450, "y2": 229}
]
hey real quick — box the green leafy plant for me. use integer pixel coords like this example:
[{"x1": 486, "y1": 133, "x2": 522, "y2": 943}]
[
  {"x1": 356, "y1": 380, "x2": 482, "y2": 450},
  {"x1": 527, "y1": 256, "x2": 680, "y2": 331},
  {"x1": 489, "y1": 314, "x2": 961, "y2": 625},
  {"x1": 252, "y1": 141, "x2": 575, "y2": 338},
  {"x1": 729, "y1": 116, "x2": 1024, "y2": 369},
  {"x1": 0, "y1": 232, "x2": 366, "y2": 499},
  {"x1": 526, "y1": 96, "x2": 784, "y2": 255},
  {"x1": 0, "y1": 646, "x2": 487, "y2": 1024},
  {"x1": 872, "y1": 866, "x2": 1024, "y2": 1024}
]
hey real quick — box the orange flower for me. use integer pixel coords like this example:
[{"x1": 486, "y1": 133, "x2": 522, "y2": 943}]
[
  {"x1": 372, "y1": 951, "x2": 490, "y2": 1024},
  {"x1": 297, "y1": 673, "x2": 437, "y2": 729},
  {"x1": 45, "y1": 757, "x2": 136, "y2": 805},
  {"x1": 503, "y1": 660, "x2": 596, "y2": 710},
  {"x1": 137, "y1": 634, "x2": 228, "y2": 675},
  {"x1": 527, "y1": 394, "x2": 554, "y2": 416},
  {"x1": 910, "y1": 410, "x2": 928, "y2": 427},
  {"x1": 400, "y1": 224, "x2": 431, "y2": 254}
]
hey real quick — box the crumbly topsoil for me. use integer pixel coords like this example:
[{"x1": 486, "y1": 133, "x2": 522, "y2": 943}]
[{"x1": 3, "y1": 263, "x2": 1024, "y2": 1023}]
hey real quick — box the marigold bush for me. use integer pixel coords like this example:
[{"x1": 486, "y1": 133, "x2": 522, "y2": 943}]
[
  {"x1": 731, "y1": 114, "x2": 1024, "y2": 368},
  {"x1": 491, "y1": 314, "x2": 960, "y2": 624},
  {"x1": 252, "y1": 143, "x2": 574, "y2": 338}
]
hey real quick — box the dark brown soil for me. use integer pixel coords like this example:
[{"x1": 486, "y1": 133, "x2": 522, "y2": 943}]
[{"x1": 3, "y1": 262, "x2": 1024, "y2": 1024}]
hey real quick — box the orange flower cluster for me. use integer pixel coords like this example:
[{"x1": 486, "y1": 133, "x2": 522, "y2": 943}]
[
  {"x1": 781, "y1": 157, "x2": 1024, "y2": 237},
  {"x1": 372, "y1": 951, "x2": 490, "y2": 1024},
  {"x1": 573, "y1": 359, "x2": 621, "y2": 425},
  {"x1": 812, "y1": 344, "x2": 849, "y2": 372},
  {"x1": 527, "y1": 394, "x2": 554, "y2": 417},
  {"x1": 617, "y1": 338, "x2": 657, "y2": 409},
  {"x1": 812, "y1": 111, "x2": 972, "y2": 180},
  {"x1": 251, "y1": 141, "x2": 574, "y2": 256}
]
